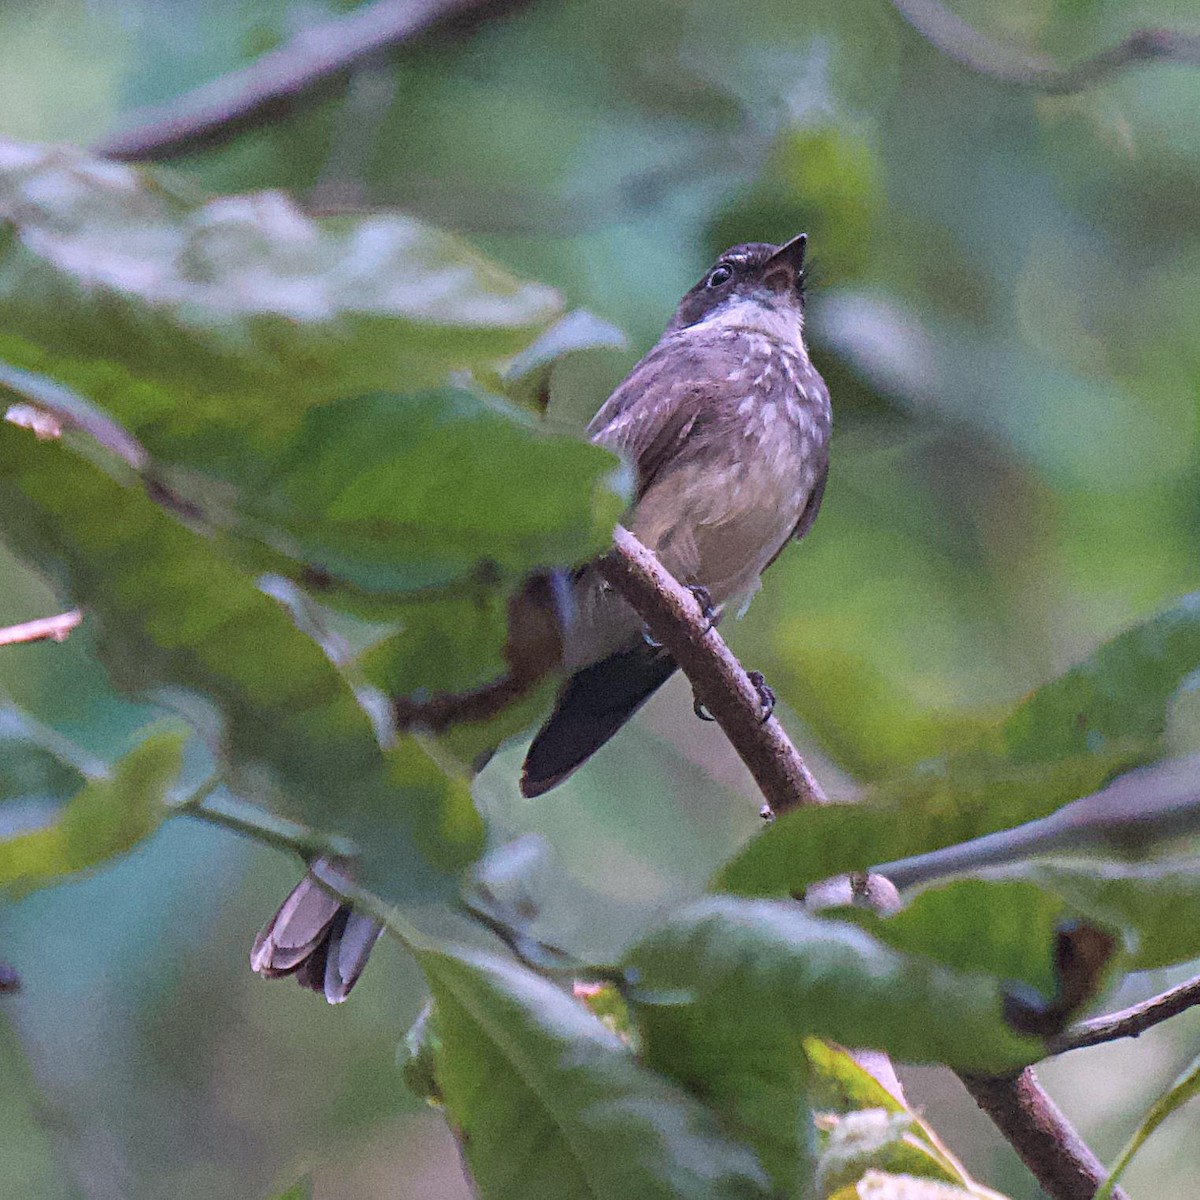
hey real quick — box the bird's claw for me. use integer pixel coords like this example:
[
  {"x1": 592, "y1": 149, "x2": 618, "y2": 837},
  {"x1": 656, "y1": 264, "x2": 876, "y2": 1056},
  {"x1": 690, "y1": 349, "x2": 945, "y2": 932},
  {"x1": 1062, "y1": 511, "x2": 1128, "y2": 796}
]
[
  {"x1": 748, "y1": 671, "x2": 775, "y2": 722},
  {"x1": 641, "y1": 626, "x2": 662, "y2": 649},
  {"x1": 692, "y1": 693, "x2": 716, "y2": 722},
  {"x1": 687, "y1": 584, "x2": 717, "y2": 632}
]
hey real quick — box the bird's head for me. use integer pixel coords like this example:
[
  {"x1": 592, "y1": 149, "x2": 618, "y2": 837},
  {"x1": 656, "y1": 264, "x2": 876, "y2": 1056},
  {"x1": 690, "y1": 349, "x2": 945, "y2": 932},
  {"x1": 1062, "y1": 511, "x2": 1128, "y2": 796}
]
[{"x1": 665, "y1": 234, "x2": 808, "y2": 339}]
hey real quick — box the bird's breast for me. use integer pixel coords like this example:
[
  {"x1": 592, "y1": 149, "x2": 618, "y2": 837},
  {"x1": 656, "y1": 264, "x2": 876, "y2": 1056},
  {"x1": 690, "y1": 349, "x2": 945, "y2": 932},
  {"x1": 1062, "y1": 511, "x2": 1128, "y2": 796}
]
[{"x1": 634, "y1": 343, "x2": 828, "y2": 607}]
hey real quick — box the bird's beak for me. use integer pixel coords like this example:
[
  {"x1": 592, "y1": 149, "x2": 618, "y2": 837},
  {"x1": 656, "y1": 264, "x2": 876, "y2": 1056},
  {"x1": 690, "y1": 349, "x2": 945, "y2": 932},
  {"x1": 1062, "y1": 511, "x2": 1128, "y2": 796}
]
[{"x1": 763, "y1": 233, "x2": 807, "y2": 292}]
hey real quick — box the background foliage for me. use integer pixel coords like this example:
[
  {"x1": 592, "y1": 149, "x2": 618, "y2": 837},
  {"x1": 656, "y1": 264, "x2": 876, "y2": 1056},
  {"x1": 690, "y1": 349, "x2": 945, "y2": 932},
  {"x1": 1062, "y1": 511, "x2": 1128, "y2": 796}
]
[{"x1": 2, "y1": 1, "x2": 1200, "y2": 1198}]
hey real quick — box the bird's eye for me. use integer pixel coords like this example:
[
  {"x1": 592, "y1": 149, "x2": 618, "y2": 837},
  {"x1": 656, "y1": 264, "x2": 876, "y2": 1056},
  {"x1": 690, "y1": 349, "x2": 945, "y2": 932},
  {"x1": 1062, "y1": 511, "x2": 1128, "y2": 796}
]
[{"x1": 706, "y1": 263, "x2": 733, "y2": 288}]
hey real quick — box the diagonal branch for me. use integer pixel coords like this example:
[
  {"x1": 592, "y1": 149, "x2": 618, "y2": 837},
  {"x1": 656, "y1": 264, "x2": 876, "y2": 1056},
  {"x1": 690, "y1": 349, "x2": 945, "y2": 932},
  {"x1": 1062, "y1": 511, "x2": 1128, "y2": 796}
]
[
  {"x1": 94, "y1": 0, "x2": 535, "y2": 162},
  {"x1": 597, "y1": 525, "x2": 827, "y2": 817},
  {"x1": 601, "y1": 526, "x2": 1125, "y2": 1200},
  {"x1": 1053, "y1": 971, "x2": 1200, "y2": 1056},
  {"x1": 0, "y1": 610, "x2": 82, "y2": 648},
  {"x1": 892, "y1": 0, "x2": 1200, "y2": 94},
  {"x1": 961, "y1": 1070, "x2": 1129, "y2": 1200}
]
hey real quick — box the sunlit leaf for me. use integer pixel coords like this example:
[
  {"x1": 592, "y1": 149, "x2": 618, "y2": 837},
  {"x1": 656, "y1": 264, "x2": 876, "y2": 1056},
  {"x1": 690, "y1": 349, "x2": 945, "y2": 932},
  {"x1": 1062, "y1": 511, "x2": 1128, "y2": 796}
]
[
  {"x1": 827, "y1": 1172, "x2": 981, "y2": 1199},
  {"x1": 805, "y1": 1042, "x2": 1004, "y2": 1198},
  {"x1": 816, "y1": 1110, "x2": 970, "y2": 1199},
  {"x1": 0, "y1": 728, "x2": 182, "y2": 892}
]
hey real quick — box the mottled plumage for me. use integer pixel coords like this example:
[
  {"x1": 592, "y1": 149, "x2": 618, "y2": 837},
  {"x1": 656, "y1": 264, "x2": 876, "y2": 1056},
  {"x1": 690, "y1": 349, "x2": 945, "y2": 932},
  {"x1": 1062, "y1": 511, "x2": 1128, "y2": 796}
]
[{"x1": 522, "y1": 236, "x2": 831, "y2": 796}]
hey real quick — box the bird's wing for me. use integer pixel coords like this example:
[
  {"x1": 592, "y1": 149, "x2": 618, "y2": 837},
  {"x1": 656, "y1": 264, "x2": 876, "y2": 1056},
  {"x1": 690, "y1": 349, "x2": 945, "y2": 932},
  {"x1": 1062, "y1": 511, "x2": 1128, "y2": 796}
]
[{"x1": 588, "y1": 337, "x2": 726, "y2": 501}]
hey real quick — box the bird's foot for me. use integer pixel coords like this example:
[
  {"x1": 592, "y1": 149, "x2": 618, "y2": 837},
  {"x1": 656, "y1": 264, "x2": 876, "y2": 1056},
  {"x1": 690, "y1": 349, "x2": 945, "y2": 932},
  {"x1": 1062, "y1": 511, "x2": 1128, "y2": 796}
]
[
  {"x1": 692, "y1": 693, "x2": 716, "y2": 722},
  {"x1": 748, "y1": 671, "x2": 775, "y2": 722},
  {"x1": 641, "y1": 626, "x2": 662, "y2": 650},
  {"x1": 686, "y1": 584, "x2": 717, "y2": 632}
]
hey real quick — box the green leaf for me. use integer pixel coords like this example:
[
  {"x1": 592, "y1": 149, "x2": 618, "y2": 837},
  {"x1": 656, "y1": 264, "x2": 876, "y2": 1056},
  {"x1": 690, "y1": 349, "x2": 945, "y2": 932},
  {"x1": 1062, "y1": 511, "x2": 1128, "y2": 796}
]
[
  {"x1": 0, "y1": 421, "x2": 480, "y2": 904},
  {"x1": 401, "y1": 999, "x2": 443, "y2": 1107},
  {"x1": 984, "y1": 592, "x2": 1200, "y2": 766},
  {"x1": 999, "y1": 859, "x2": 1200, "y2": 972},
  {"x1": 502, "y1": 309, "x2": 627, "y2": 411},
  {"x1": 0, "y1": 139, "x2": 562, "y2": 480},
  {"x1": 418, "y1": 944, "x2": 772, "y2": 1200},
  {"x1": 1097, "y1": 1050, "x2": 1200, "y2": 1200},
  {"x1": 253, "y1": 387, "x2": 624, "y2": 595},
  {"x1": 833, "y1": 880, "x2": 1066, "y2": 997},
  {"x1": 626, "y1": 899, "x2": 1040, "y2": 1081},
  {"x1": 640, "y1": 918, "x2": 815, "y2": 1199},
  {"x1": 805, "y1": 1042, "x2": 1004, "y2": 1198},
  {"x1": 816, "y1": 1110, "x2": 972, "y2": 1199},
  {"x1": 718, "y1": 753, "x2": 1125, "y2": 899},
  {"x1": 0, "y1": 728, "x2": 182, "y2": 892},
  {"x1": 3, "y1": 357, "x2": 623, "y2": 776},
  {"x1": 719, "y1": 592, "x2": 1200, "y2": 897},
  {"x1": 829, "y1": 853, "x2": 1200, "y2": 1012},
  {"x1": 0, "y1": 707, "x2": 93, "y2": 806},
  {"x1": 805, "y1": 1041, "x2": 907, "y2": 1118}
]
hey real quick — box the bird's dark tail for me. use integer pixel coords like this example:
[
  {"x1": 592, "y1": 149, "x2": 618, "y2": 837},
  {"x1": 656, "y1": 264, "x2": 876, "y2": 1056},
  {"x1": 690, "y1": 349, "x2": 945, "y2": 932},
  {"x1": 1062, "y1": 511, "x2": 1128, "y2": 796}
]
[
  {"x1": 520, "y1": 644, "x2": 678, "y2": 797},
  {"x1": 251, "y1": 864, "x2": 382, "y2": 1003}
]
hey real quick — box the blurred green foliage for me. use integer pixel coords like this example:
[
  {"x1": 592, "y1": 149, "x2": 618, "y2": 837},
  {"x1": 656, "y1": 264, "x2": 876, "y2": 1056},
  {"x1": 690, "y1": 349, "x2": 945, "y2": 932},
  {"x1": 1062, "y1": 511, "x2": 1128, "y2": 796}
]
[{"x1": 1, "y1": 0, "x2": 1200, "y2": 1197}]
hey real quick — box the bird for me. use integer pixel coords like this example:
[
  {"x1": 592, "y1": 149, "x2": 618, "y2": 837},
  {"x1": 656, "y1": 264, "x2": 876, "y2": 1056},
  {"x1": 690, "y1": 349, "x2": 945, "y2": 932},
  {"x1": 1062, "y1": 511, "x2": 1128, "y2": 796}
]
[{"x1": 252, "y1": 234, "x2": 831, "y2": 1001}]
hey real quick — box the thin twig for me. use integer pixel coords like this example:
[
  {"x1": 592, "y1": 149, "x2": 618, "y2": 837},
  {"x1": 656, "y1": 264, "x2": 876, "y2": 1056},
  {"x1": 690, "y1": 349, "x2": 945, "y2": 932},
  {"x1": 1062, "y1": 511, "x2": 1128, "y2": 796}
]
[
  {"x1": 94, "y1": 0, "x2": 534, "y2": 162},
  {"x1": 1053, "y1": 972, "x2": 1200, "y2": 1056},
  {"x1": 393, "y1": 673, "x2": 538, "y2": 732},
  {"x1": 176, "y1": 785, "x2": 355, "y2": 863},
  {"x1": 598, "y1": 525, "x2": 826, "y2": 817},
  {"x1": 892, "y1": 0, "x2": 1200, "y2": 94},
  {"x1": 961, "y1": 1069, "x2": 1129, "y2": 1200},
  {"x1": 0, "y1": 610, "x2": 82, "y2": 648}
]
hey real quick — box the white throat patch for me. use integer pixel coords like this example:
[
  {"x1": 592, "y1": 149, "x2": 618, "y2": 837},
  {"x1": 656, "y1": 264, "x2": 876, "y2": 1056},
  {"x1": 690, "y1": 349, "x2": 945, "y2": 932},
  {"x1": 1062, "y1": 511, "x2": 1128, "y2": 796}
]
[{"x1": 690, "y1": 294, "x2": 805, "y2": 351}]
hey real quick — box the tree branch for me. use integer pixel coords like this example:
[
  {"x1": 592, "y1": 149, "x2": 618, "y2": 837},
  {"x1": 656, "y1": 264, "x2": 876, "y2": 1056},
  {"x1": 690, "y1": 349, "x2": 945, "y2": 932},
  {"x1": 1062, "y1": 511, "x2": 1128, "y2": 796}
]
[
  {"x1": 0, "y1": 610, "x2": 82, "y2": 648},
  {"x1": 94, "y1": 0, "x2": 534, "y2": 162},
  {"x1": 601, "y1": 527, "x2": 1126, "y2": 1200},
  {"x1": 961, "y1": 1070, "x2": 1128, "y2": 1200},
  {"x1": 597, "y1": 526, "x2": 827, "y2": 817},
  {"x1": 1053, "y1": 971, "x2": 1200, "y2": 1056},
  {"x1": 892, "y1": 0, "x2": 1200, "y2": 94}
]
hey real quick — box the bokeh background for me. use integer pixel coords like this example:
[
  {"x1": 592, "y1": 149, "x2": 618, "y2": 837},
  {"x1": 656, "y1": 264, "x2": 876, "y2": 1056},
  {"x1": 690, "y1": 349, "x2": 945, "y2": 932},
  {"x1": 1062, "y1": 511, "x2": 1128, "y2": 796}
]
[{"x1": 2, "y1": 0, "x2": 1200, "y2": 1196}]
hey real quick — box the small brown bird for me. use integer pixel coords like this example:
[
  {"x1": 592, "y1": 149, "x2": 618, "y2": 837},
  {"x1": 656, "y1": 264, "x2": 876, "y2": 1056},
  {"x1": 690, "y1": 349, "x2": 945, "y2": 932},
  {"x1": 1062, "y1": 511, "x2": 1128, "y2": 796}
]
[{"x1": 253, "y1": 235, "x2": 831, "y2": 1000}]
